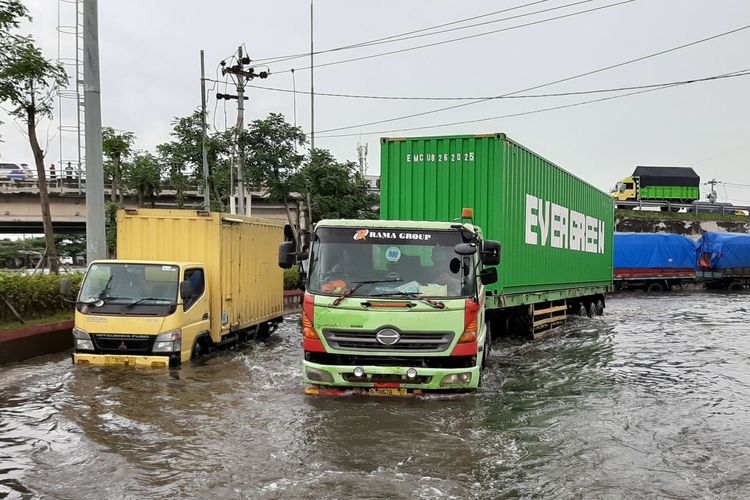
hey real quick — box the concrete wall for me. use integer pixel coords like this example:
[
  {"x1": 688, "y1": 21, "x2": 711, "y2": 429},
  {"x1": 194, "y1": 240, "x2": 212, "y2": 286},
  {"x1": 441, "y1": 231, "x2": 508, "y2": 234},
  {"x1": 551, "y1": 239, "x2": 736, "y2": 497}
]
[{"x1": 616, "y1": 216, "x2": 750, "y2": 236}]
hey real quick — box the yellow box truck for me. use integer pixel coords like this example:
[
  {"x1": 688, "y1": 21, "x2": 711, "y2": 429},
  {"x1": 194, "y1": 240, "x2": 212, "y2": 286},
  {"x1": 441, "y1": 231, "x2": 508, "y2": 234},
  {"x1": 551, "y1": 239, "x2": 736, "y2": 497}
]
[{"x1": 63, "y1": 209, "x2": 285, "y2": 367}]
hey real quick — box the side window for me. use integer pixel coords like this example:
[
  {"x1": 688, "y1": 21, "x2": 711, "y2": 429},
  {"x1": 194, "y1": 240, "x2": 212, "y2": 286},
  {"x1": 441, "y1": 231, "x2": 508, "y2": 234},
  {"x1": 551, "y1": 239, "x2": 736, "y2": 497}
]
[
  {"x1": 184, "y1": 268, "x2": 205, "y2": 310},
  {"x1": 625, "y1": 182, "x2": 634, "y2": 190}
]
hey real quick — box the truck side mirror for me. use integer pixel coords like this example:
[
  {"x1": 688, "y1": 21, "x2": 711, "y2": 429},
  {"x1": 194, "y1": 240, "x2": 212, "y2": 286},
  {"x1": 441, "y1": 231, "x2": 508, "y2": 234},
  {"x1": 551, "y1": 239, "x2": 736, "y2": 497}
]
[
  {"x1": 278, "y1": 241, "x2": 296, "y2": 269},
  {"x1": 60, "y1": 279, "x2": 73, "y2": 297},
  {"x1": 454, "y1": 242, "x2": 477, "y2": 255},
  {"x1": 479, "y1": 267, "x2": 498, "y2": 285},
  {"x1": 481, "y1": 240, "x2": 501, "y2": 266},
  {"x1": 179, "y1": 280, "x2": 194, "y2": 301}
]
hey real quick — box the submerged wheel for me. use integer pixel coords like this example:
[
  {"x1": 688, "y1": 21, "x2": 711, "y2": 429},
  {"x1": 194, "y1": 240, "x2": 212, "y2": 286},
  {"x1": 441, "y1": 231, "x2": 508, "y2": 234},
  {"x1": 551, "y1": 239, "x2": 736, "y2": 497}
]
[
  {"x1": 191, "y1": 336, "x2": 209, "y2": 359},
  {"x1": 727, "y1": 281, "x2": 744, "y2": 292},
  {"x1": 595, "y1": 300, "x2": 604, "y2": 316},
  {"x1": 578, "y1": 304, "x2": 587, "y2": 317},
  {"x1": 255, "y1": 322, "x2": 271, "y2": 341},
  {"x1": 646, "y1": 282, "x2": 664, "y2": 292},
  {"x1": 587, "y1": 302, "x2": 596, "y2": 318}
]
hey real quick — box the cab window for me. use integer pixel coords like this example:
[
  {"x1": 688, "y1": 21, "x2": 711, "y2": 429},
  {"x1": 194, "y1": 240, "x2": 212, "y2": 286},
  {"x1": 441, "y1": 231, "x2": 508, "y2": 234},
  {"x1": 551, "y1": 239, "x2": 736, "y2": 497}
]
[{"x1": 184, "y1": 268, "x2": 205, "y2": 310}]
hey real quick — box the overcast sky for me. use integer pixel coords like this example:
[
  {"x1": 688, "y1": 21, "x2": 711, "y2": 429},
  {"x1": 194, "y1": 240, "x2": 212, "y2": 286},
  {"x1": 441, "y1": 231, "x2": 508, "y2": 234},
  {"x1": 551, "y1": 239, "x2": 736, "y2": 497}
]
[{"x1": 2, "y1": 0, "x2": 750, "y2": 203}]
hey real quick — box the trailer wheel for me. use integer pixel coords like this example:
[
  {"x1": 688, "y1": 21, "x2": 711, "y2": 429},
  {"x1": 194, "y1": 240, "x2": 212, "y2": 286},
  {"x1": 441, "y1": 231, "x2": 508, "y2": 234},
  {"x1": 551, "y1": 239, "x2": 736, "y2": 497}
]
[
  {"x1": 578, "y1": 304, "x2": 587, "y2": 317},
  {"x1": 727, "y1": 281, "x2": 744, "y2": 292},
  {"x1": 587, "y1": 302, "x2": 596, "y2": 318},
  {"x1": 595, "y1": 300, "x2": 604, "y2": 316},
  {"x1": 646, "y1": 282, "x2": 664, "y2": 292}
]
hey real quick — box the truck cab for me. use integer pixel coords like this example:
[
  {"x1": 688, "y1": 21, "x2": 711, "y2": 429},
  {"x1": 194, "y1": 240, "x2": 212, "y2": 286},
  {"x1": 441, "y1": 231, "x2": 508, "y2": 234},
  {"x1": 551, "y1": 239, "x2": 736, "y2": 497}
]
[
  {"x1": 611, "y1": 176, "x2": 638, "y2": 202},
  {"x1": 67, "y1": 260, "x2": 209, "y2": 367},
  {"x1": 280, "y1": 216, "x2": 500, "y2": 394}
]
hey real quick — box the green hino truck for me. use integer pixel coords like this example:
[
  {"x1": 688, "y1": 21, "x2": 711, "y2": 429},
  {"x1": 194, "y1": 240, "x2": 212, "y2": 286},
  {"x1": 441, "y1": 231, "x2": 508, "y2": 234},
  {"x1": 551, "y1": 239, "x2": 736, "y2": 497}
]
[{"x1": 279, "y1": 133, "x2": 614, "y2": 395}]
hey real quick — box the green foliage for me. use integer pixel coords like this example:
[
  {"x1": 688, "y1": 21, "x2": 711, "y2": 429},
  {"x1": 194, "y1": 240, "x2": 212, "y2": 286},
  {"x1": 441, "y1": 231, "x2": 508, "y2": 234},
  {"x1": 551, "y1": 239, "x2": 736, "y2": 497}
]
[
  {"x1": 243, "y1": 113, "x2": 306, "y2": 202},
  {"x1": 0, "y1": 272, "x2": 82, "y2": 322},
  {"x1": 299, "y1": 148, "x2": 379, "y2": 223},
  {"x1": 125, "y1": 152, "x2": 161, "y2": 207},
  {"x1": 283, "y1": 267, "x2": 301, "y2": 290},
  {"x1": 0, "y1": 235, "x2": 84, "y2": 268},
  {"x1": 105, "y1": 202, "x2": 121, "y2": 256}
]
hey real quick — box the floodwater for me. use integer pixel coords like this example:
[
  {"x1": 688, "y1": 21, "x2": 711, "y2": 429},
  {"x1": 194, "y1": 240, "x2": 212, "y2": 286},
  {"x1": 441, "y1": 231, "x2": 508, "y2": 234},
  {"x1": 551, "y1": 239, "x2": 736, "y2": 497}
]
[{"x1": 2, "y1": 292, "x2": 750, "y2": 499}]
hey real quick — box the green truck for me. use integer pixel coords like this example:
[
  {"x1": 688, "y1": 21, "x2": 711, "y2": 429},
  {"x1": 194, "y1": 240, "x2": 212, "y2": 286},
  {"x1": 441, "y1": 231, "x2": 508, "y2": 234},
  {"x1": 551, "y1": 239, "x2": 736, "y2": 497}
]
[
  {"x1": 611, "y1": 166, "x2": 701, "y2": 209},
  {"x1": 280, "y1": 133, "x2": 613, "y2": 395}
]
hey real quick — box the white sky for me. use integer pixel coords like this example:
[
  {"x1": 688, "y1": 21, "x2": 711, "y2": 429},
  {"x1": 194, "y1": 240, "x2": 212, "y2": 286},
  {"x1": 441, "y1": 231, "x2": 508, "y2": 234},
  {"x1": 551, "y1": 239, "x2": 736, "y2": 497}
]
[{"x1": 1, "y1": 0, "x2": 750, "y2": 203}]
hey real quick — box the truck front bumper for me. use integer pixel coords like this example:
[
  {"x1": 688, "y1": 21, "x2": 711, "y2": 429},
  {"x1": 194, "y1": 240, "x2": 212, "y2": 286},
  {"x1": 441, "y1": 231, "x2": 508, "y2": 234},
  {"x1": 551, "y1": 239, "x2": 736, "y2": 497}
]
[
  {"x1": 303, "y1": 360, "x2": 480, "y2": 392},
  {"x1": 72, "y1": 352, "x2": 171, "y2": 368}
]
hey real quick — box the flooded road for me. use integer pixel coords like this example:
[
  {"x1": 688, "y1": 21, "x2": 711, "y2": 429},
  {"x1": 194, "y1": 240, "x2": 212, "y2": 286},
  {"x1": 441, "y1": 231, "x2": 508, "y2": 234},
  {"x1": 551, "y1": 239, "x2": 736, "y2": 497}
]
[{"x1": 2, "y1": 292, "x2": 750, "y2": 499}]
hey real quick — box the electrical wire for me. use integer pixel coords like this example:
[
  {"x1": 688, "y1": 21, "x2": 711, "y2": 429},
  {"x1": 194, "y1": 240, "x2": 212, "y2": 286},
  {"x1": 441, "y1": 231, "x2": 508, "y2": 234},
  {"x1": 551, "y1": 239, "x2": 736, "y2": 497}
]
[
  {"x1": 254, "y1": 0, "x2": 584, "y2": 66},
  {"x1": 314, "y1": 24, "x2": 750, "y2": 134},
  {"x1": 242, "y1": 70, "x2": 750, "y2": 101},
  {"x1": 273, "y1": 0, "x2": 635, "y2": 74},
  {"x1": 314, "y1": 69, "x2": 750, "y2": 138}
]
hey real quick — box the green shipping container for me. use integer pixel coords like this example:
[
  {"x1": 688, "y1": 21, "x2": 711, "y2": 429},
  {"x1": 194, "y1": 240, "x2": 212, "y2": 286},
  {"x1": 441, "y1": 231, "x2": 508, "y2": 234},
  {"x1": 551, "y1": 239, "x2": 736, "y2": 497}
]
[{"x1": 380, "y1": 133, "x2": 614, "y2": 308}]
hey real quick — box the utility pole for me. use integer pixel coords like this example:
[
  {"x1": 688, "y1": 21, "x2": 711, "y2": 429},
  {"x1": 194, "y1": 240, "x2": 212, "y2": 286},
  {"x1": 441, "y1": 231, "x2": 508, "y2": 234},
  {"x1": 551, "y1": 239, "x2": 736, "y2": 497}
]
[
  {"x1": 357, "y1": 142, "x2": 368, "y2": 176},
  {"x1": 218, "y1": 47, "x2": 269, "y2": 215},
  {"x1": 310, "y1": 0, "x2": 315, "y2": 150},
  {"x1": 200, "y1": 50, "x2": 211, "y2": 210},
  {"x1": 83, "y1": 0, "x2": 106, "y2": 262},
  {"x1": 705, "y1": 178, "x2": 719, "y2": 204}
]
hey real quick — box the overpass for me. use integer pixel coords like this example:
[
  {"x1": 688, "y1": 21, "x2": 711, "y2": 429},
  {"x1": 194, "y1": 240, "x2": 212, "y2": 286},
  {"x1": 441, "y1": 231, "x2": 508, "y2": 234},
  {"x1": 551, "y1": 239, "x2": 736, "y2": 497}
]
[{"x1": 0, "y1": 180, "x2": 297, "y2": 233}]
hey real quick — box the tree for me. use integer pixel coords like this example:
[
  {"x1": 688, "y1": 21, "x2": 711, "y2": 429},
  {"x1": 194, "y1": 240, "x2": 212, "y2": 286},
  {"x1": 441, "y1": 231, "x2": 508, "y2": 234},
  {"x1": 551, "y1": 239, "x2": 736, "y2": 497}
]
[
  {"x1": 299, "y1": 148, "x2": 379, "y2": 224},
  {"x1": 1, "y1": 4, "x2": 68, "y2": 273},
  {"x1": 102, "y1": 127, "x2": 134, "y2": 204},
  {"x1": 124, "y1": 152, "x2": 161, "y2": 208},
  {"x1": 243, "y1": 113, "x2": 306, "y2": 243}
]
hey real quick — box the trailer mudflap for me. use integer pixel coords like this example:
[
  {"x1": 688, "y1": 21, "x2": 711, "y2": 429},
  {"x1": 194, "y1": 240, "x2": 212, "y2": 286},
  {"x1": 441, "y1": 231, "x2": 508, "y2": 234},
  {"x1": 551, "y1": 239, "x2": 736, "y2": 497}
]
[{"x1": 72, "y1": 353, "x2": 170, "y2": 368}]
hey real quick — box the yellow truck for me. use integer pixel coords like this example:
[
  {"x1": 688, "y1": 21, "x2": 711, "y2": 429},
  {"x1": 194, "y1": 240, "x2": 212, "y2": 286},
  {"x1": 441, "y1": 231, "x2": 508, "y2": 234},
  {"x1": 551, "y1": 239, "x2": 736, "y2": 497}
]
[{"x1": 62, "y1": 209, "x2": 285, "y2": 367}]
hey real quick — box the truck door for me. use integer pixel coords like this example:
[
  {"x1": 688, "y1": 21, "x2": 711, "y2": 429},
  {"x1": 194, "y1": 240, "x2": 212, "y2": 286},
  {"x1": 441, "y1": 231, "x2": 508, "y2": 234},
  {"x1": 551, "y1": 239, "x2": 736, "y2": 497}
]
[{"x1": 182, "y1": 267, "x2": 210, "y2": 359}]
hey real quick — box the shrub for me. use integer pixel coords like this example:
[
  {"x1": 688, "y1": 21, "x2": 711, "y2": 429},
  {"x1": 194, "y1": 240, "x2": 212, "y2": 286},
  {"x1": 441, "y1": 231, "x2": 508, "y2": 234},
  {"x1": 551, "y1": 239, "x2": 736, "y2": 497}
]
[
  {"x1": 0, "y1": 272, "x2": 82, "y2": 323},
  {"x1": 283, "y1": 267, "x2": 301, "y2": 290}
]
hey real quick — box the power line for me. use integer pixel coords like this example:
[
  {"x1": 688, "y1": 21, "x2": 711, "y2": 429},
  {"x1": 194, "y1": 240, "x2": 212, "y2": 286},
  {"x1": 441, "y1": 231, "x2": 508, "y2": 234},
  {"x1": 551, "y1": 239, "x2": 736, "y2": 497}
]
[
  {"x1": 314, "y1": 69, "x2": 750, "y2": 139},
  {"x1": 273, "y1": 0, "x2": 635, "y2": 74},
  {"x1": 314, "y1": 24, "x2": 750, "y2": 134},
  {"x1": 255, "y1": 0, "x2": 585, "y2": 66},
  {"x1": 239, "y1": 70, "x2": 750, "y2": 101}
]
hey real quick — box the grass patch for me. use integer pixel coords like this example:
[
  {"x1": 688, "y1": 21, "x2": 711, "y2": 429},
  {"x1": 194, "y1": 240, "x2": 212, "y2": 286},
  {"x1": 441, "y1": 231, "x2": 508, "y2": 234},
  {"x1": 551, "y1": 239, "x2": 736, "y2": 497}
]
[
  {"x1": 616, "y1": 209, "x2": 750, "y2": 223},
  {"x1": 0, "y1": 311, "x2": 74, "y2": 333}
]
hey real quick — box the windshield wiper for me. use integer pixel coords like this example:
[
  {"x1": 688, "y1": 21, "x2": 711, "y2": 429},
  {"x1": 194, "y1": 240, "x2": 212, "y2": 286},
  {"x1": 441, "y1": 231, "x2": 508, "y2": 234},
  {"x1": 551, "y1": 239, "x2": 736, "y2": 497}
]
[
  {"x1": 126, "y1": 297, "x2": 173, "y2": 308},
  {"x1": 367, "y1": 291, "x2": 445, "y2": 309},
  {"x1": 332, "y1": 279, "x2": 403, "y2": 306}
]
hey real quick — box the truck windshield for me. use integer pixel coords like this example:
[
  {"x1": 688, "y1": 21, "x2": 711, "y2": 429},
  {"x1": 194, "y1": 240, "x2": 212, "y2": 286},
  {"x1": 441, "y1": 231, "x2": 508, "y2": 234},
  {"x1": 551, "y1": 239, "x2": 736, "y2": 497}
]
[
  {"x1": 307, "y1": 227, "x2": 475, "y2": 299},
  {"x1": 79, "y1": 263, "x2": 179, "y2": 307}
]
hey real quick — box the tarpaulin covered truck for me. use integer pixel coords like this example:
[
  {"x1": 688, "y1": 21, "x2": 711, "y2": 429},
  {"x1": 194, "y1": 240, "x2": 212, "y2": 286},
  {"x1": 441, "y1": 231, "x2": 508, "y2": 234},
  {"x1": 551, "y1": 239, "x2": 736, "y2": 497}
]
[
  {"x1": 280, "y1": 133, "x2": 613, "y2": 394},
  {"x1": 698, "y1": 231, "x2": 750, "y2": 291},
  {"x1": 611, "y1": 166, "x2": 700, "y2": 209},
  {"x1": 613, "y1": 232, "x2": 698, "y2": 291},
  {"x1": 64, "y1": 209, "x2": 285, "y2": 367}
]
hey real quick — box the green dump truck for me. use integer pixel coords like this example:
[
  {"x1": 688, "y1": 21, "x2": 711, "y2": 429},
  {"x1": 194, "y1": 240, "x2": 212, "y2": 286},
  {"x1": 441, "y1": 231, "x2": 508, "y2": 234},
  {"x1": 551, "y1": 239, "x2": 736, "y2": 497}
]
[
  {"x1": 280, "y1": 133, "x2": 613, "y2": 395},
  {"x1": 611, "y1": 166, "x2": 700, "y2": 209}
]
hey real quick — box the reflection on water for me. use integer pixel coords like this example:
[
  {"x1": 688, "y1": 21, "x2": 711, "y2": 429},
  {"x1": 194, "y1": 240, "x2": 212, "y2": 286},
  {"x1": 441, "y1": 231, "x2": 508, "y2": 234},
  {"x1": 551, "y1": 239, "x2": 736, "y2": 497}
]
[{"x1": 1, "y1": 293, "x2": 750, "y2": 498}]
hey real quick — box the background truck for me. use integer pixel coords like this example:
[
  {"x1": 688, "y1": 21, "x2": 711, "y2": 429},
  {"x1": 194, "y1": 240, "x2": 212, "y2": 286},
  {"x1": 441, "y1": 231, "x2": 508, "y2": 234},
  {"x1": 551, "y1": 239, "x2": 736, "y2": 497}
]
[
  {"x1": 282, "y1": 133, "x2": 613, "y2": 394},
  {"x1": 698, "y1": 231, "x2": 750, "y2": 291},
  {"x1": 613, "y1": 232, "x2": 698, "y2": 291},
  {"x1": 65, "y1": 209, "x2": 285, "y2": 367},
  {"x1": 611, "y1": 166, "x2": 700, "y2": 210}
]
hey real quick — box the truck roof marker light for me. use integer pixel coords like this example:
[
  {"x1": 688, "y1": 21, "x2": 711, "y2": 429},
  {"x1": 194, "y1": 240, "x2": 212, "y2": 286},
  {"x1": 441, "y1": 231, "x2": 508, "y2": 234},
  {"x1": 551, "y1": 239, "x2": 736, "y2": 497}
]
[{"x1": 461, "y1": 208, "x2": 474, "y2": 219}]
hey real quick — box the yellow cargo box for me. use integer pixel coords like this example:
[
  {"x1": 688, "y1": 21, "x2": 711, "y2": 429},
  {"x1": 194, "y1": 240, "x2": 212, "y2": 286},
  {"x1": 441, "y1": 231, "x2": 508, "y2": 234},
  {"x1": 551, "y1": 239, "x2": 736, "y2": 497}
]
[{"x1": 117, "y1": 209, "x2": 284, "y2": 343}]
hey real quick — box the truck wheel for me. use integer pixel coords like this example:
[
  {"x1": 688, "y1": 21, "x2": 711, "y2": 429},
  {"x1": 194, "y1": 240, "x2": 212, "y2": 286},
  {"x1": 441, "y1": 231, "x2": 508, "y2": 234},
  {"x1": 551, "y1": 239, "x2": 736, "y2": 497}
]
[
  {"x1": 578, "y1": 304, "x2": 587, "y2": 317},
  {"x1": 595, "y1": 300, "x2": 604, "y2": 316},
  {"x1": 191, "y1": 336, "x2": 209, "y2": 359},
  {"x1": 727, "y1": 282, "x2": 744, "y2": 292},
  {"x1": 587, "y1": 302, "x2": 596, "y2": 318},
  {"x1": 481, "y1": 330, "x2": 491, "y2": 370},
  {"x1": 255, "y1": 322, "x2": 271, "y2": 341},
  {"x1": 646, "y1": 282, "x2": 664, "y2": 292}
]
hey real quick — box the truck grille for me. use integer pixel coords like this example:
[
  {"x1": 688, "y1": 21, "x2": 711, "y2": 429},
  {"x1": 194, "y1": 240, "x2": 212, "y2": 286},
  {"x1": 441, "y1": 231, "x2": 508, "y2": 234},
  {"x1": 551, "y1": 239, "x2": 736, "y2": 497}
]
[
  {"x1": 323, "y1": 329, "x2": 454, "y2": 352},
  {"x1": 91, "y1": 334, "x2": 155, "y2": 354}
]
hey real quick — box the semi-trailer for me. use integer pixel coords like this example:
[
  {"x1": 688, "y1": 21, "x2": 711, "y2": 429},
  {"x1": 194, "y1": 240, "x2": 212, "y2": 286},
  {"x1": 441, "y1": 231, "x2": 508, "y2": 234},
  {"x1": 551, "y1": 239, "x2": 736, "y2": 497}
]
[
  {"x1": 698, "y1": 231, "x2": 750, "y2": 291},
  {"x1": 613, "y1": 232, "x2": 698, "y2": 291},
  {"x1": 281, "y1": 133, "x2": 613, "y2": 394},
  {"x1": 63, "y1": 209, "x2": 285, "y2": 367}
]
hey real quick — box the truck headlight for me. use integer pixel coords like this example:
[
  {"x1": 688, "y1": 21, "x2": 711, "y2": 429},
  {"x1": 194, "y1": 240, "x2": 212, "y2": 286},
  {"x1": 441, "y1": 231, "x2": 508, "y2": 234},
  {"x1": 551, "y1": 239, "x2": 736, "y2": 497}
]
[
  {"x1": 440, "y1": 372, "x2": 472, "y2": 387},
  {"x1": 153, "y1": 329, "x2": 182, "y2": 353},
  {"x1": 72, "y1": 327, "x2": 94, "y2": 351}
]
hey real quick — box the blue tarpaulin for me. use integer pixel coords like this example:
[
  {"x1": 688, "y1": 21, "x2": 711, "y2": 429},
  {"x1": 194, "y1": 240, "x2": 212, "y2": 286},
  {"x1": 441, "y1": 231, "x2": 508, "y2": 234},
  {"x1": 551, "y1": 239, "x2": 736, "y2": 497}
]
[
  {"x1": 698, "y1": 232, "x2": 750, "y2": 269},
  {"x1": 614, "y1": 233, "x2": 698, "y2": 269}
]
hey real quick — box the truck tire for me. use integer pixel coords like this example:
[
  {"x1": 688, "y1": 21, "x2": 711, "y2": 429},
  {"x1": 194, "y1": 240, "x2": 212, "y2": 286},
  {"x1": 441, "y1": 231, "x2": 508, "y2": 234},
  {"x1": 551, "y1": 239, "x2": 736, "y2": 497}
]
[
  {"x1": 587, "y1": 302, "x2": 596, "y2": 318},
  {"x1": 646, "y1": 282, "x2": 664, "y2": 292},
  {"x1": 578, "y1": 304, "x2": 587, "y2": 317},
  {"x1": 595, "y1": 300, "x2": 604, "y2": 316},
  {"x1": 727, "y1": 282, "x2": 744, "y2": 292},
  {"x1": 255, "y1": 322, "x2": 271, "y2": 341}
]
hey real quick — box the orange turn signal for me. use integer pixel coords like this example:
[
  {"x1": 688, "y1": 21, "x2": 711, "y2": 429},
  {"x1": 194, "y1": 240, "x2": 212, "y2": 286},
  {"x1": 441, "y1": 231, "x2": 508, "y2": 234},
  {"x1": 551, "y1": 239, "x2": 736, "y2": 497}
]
[{"x1": 458, "y1": 319, "x2": 477, "y2": 343}]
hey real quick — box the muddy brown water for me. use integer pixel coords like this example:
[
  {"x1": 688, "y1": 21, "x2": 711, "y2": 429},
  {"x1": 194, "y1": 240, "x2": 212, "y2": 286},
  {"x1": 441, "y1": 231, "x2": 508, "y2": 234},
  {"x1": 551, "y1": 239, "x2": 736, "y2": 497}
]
[{"x1": 1, "y1": 292, "x2": 749, "y2": 499}]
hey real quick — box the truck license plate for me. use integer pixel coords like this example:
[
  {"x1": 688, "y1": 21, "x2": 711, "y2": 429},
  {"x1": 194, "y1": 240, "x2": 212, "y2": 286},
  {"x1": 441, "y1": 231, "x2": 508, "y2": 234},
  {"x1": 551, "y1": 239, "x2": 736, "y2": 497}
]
[
  {"x1": 104, "y1": 355, "x2": 138, "y2": 366},
  {"x1": 368, "y1": 388, "x2": 409, "y2": 397}
]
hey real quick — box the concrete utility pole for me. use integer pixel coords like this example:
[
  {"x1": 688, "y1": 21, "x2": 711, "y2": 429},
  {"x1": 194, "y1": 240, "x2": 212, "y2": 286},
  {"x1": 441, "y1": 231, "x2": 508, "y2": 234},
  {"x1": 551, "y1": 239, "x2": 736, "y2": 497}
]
[
  {"x1": 200, "y1": 50, "x2": 211, "y2": 210},
  {"x1": 310, "y1": 0, "x2": 315, "y2": 150},
  {"x1": 705, "y1": 178, "x2": 719, "y2": 204},
  {"x1": 83, "y1": 0, "x2": 106, "y2": 262},
  {"x1": 357, "y1": 142, "x2": 368, "y2": 175}
]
